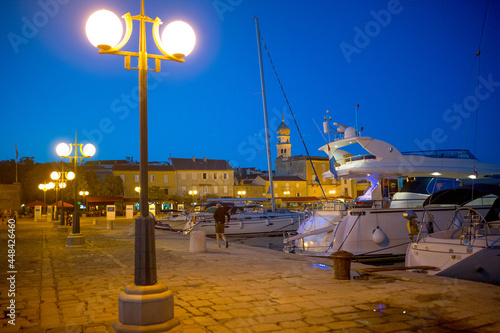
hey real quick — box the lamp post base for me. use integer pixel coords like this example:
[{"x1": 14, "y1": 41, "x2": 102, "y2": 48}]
[
  {"x1": 66, "y1": 233, "x2": 86, "y2": 248},
  {"x1": 113, "y1": 282, "x2": 179, "y2": 332}
]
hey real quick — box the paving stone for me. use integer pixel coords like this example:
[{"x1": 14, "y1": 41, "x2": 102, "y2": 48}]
[{"x1": 3, "y1": 218, "x2": 500, "y2": 333}]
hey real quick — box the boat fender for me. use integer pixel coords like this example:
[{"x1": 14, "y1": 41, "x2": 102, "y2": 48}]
[{"x1": 372, "y1": 227, "x2": 385, "y2": 244}]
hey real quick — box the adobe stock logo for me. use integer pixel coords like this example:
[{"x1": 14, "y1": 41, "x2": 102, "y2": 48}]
[
  {"x1": 7, "y1": 0, "x2": 72, "y2": 54},
  {"x1": 339, "y1": 0, "x2": 404, "y2": 64},
  {"x1": 212, "y1": 0, "x2": 243, "y2": 21}
]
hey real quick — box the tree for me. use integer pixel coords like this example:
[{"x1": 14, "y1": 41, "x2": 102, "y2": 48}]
[
  {"x1": 149, "y1": 186, "x2": 169, "y2": 213},
  {"x1": 102, "y1": 174, "x2": 124, "y2": 197}
]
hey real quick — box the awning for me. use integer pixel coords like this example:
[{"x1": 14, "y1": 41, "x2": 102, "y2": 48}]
[
  {"x1": 25, "y1": 200, "x2": 47, "y2": 207},
  {"x1": 87, "y1": 197, "x2": 124, "y2": 205},
  {"x1": 50, "y1": 200, "x2": 74, "y2": 208}
]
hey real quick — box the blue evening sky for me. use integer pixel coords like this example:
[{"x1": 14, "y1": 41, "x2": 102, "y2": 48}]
[{"x1": 1, "y1": 0, "x2": 500, "y2": 171}]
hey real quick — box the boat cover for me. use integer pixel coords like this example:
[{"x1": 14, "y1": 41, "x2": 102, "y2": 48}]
[{"x1": 423, "y1": 188, "x2": 491, "y2": 207}]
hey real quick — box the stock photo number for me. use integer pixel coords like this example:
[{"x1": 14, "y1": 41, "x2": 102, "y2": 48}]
[{"x1": 6, "y1": 218, "x2": 17, "y2": 326}]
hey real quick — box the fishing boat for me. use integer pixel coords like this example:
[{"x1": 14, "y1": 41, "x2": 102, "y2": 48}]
[
  {"x1": 182, "y1": 199, "x2": 305, "y2": 236},
  {"x1": 284, "y1": 117, "x2": 500, "y2": 259},
  {"x1": 405, "y1": 189, "x2": 500, "y2": 285}
]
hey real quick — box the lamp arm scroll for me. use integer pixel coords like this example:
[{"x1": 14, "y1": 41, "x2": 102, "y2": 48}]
[
  {"x1": 152, "y1": 17, "x2": 185, "y2": 63},
  {"x1": 99, "y1": 13, "x2": 134, "y2": 53}
]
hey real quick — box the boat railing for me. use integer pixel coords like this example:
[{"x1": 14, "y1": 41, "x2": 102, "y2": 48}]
[{"x1": 345, "y1": 198, "x2": 426, "y2": 210}]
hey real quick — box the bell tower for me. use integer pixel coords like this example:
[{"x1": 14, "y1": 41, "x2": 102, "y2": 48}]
[{"x1": 276, "y1": 115, "x2": 291, "y2": 159}]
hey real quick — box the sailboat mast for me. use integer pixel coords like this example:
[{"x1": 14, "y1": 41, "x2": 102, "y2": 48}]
[{"x1": 254, "y1": 17, "x2": 275, "y2": 212}]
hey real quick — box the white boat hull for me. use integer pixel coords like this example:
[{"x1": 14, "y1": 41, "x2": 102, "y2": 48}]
[
  {"x1": 406, "y1": 232, "x2": 500, "y2": 285},
  {"x1": 290, "y1": 206, "x2": 491, "y2": 258},
  {"x1": 185, "y1": 213, "x2": 303, "y2": 236}
]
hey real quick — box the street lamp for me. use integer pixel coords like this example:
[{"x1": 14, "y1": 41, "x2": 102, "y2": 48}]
[
  {"x1": 237, "y1": 190, "x2": 246, "y2": 198},
  {"x1": 56, "y1": 133, "x2": 95, "y2": 248},
  {"x1": 79, "y1": 190, "x2": 89, "y2": 213},
  {"x1": 283, "y1": 190, "x2": 290, "y2": 196},
  {"x1": 51, "y1": 170, "x2": 73, "y2": 227},
  {"x1": 86, "y1": 1, "x2": 195, "y2": 331},
  {"x1": 189, "y1": 190, "x2": 197, "y2": 205},
  {"x1": 38, "y1": 182, "x2": 55, "y2": 214}
]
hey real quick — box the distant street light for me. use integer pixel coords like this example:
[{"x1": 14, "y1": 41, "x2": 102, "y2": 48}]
[
  {"x1": 51, "y1": 169, "x2": 73, "y2": 226},
  {"x1": 86, "y1": 0, "x2": 195, "y2": 330},
  {"x1": 79, "y1": 190, "x2": 89, "y2": 213},
  {"x1": 38, "y1": 182, "x2": 55, "y2": 214},
  {"x1": 56, "y1": 133, "x2": 95, "y2": 248},
  {"x1": 189, "y1": 190, "x2": 198, "y2": 205},
  {"x1": 237, "y1": 190, "x2": 246, "y2": 198},
  {"x1": 283, "y1": 190, "x2": 290, "y2": 196}
]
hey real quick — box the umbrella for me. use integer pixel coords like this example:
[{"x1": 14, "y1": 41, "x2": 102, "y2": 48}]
[{"x1": 50, "y1": 200, "x2": 74, "y2": 208}]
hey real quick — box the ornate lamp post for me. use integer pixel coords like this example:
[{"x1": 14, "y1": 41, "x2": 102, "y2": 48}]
[
  {"x1": 38, "y1": 182, "x2": 55, "y2": 214},
  {"x1": 86, "y1": 1, "x2": 195, "y2": 331},
  {"x1": 188, "y1": 189, "x2": 198, "y2": 206},
  {"x1": 56, "y1": 133, "x2": 96, "y2": 248},
  {"x1": 79, "y1": 190, "x2": 89, "y2": 213},
  {"x1": 51, "y1": 170, "x2": 73, "y2": 227}
]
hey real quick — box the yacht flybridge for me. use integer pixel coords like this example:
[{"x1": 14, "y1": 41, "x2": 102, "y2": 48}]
[
  {"x1": 284, "y1": 117, "x2": 500, "y2": 259},
  {"x1": 319, "y1": 128, "x2": 500, "y2": 181}
]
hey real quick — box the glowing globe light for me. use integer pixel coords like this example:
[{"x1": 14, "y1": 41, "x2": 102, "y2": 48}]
[
  {"x1": 67, "y1": 172, "x2": 75, "y2": 180},
  {"x1": 86, "y1": 9, "x2": 123, "y2": 49},
  {"x1": 39, "y1": 184, "x2": 45, "y2": 190},
  {"x1": 56, "y1": 143, "x2": 71, "y2": 157},
  {"x1": 161, "y1": 21, "x2": 195, "y2": 57},
  {"x1": 83, "y1": 143, "x2": 96, "y2": 157},
  {"x1": 51, "y1": 171, "x2": 60, "y2": 180}
]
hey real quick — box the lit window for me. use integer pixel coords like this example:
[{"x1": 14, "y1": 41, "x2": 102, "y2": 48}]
[
  {"x1": 134, "y1": 174, "x2": 139, "y2": 183},
  {"x1": 181, "y1": 173, "x2": 186, "y2": 180},
  {"x1": 164, "y1": 175, "x2": 168, "y2": 183},
  {"x1": 223, "y1": 186, "x2": 228, "y2": 193}
]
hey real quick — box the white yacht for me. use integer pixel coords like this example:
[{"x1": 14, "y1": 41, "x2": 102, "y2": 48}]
[
  {"x1": 155, "y1": 209, "x2": 188, "y2": 231},
  {"x1": 406, "y1": 190, "x2": 500, "y2": 285},
  {"x1": 284, "y1": 119, "x2": 500, "y2": 259},
  {"x1": 183, "y1": 199, "x2": 305, "y2": 236}
]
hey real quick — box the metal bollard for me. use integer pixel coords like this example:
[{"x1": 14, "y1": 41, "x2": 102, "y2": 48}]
[
  {"x1": 107, "y1": 220, "x2": 113, "y2": 230},
  {"x1": 93, "y1": 219, "x2": 98, "y2": 225},
  {"x1": 330, "y1": 250, "x2": 353, "y2": 280}
]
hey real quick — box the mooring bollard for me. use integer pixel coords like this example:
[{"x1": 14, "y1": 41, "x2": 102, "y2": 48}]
[
  {"x1": 330, "y1": 250, "x2": 354, "y2": 280},
  {"x1": 189, "y1": 231, "x2": 206, "y2": 253},
  {"x1": 93, "y1": 219, "x2": 98, "y2": 225},
  {"x1": 107, "y1": 220, "x2": 113, "y2": 230}
]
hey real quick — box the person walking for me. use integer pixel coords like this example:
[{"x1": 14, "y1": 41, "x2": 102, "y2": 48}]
[{"x1": 213, "y1": 203, "x2": 229, "y2": 248}]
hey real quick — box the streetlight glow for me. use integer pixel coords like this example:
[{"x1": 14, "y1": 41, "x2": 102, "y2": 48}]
[
  {"x1": 86, "y1": 9, "x2": 123, "y2": 49},
  {"x1": 161, "y1": 21, "x2": 196, "y2": 57},
  {"x1": 83, "y1": 143, "x2": 96, "y2": 157},
  {"x1": 51, "y1": 171, "x2": 60, "y2": 180},
  {"x1": 66, "y1": 171, "x2": 75, "y2": 180},
  {"x1": 56, "y1": 143, "x2": 71, "y2": 157}
]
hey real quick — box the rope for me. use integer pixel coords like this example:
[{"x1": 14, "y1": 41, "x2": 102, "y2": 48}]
[{"x1": 260, "y1": 35, "x2": 327, "y2": 200}]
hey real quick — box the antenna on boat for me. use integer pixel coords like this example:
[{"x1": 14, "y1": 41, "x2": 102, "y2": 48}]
[
  {"x1": 324, "y1": 110, "x2": 332, "y2": 143},
  {"x1": 355, "y1": 104, "x2": 360, "y2": 136}
]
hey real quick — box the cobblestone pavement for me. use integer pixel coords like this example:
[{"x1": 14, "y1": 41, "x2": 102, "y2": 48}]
[{"x1": 1, "y1": 218, "x2": 500, "y2": 332}]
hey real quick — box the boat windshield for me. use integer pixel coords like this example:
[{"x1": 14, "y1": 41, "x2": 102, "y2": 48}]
[{"x1": 401, "y1": 150, "x2": 476, "y2": 159}]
